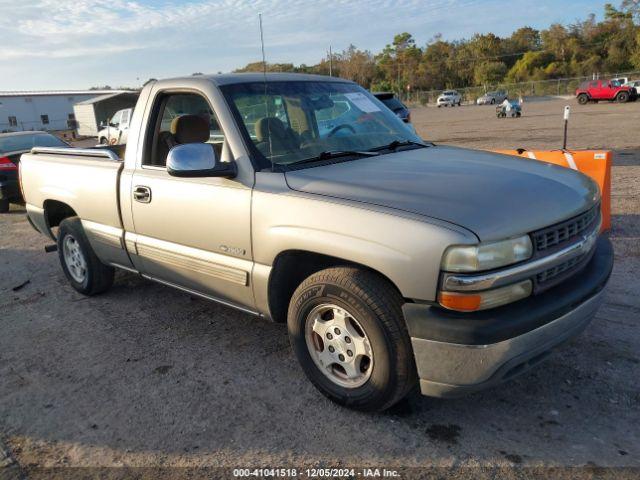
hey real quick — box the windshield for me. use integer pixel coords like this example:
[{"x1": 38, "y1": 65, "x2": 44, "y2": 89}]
[
  {"x1": 379, "y1": 97, "x2": 405, "y2": 111},
  {"x1": 221, "y1": 81, "x2": 422, "y2": 168},
  {"x1": 0, "y1": 133, "x2": 67, "y2": 154}
]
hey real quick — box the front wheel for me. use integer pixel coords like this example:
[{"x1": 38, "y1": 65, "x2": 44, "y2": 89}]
[
  {"x1": 57, "y1": 217, "x2": 114, "y2": 295},
  {"x1": 288, "y1": 267, "x2": 417, "y2": 412},
  {"x1": 0, "y1": 199, "x2": 9, "y2": 213}
]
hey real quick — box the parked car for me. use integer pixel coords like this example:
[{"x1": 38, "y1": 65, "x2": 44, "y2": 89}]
[
  {"x1": 20, "y1": 73, "x2": 612, "y2": 412},
  {"x1": 476, "y1": 90, "x2": 508, "y2": 105},
  {"x1": 98, "y1": 108, "x2": 134, "y2": 145},
  {"x1": 372, "y1": 92, "x2": 411, "y2": 123},
  {"x1": 436, "y1": 90, "x2": 462, "y2": 107},
  {"x1": 623, "y1": 79, "x2": 640, "y2": 93},
  {"x1": 0, "y1": 131, "x2": 68, "y2": 213},
  {"x1": 576, "y1": 80, "x2": 636, "y2": 104}
]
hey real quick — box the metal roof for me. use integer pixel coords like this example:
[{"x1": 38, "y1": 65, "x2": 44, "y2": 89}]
[
  {"x1": 74, "y1": 91, "x2": 139, "y2": 105},
  {"x1": 0, "y1": 89, "x2": 135, "y2": 98}
]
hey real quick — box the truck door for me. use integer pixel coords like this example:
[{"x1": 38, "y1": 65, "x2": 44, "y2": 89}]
[
  {"x1": 107, "y1": 110, "x2": 122, "y2": 144},
  {"x1": 593, "y1": 81, "x2": 606, "y2": 100},
  {"x1": 119, "y1": 108, "x2": 131, "y2": 144},
  {"x1": 127, "y1": 90, "x2": 255, "y2": 311}
]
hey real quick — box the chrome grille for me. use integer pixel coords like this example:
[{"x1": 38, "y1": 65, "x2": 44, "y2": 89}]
[
  {"x1": 533, "y1": 205, "x2": 599, "y2": 252},
  {"x1": 536, "y1": 255, "x2": 583, "y2": 284}
]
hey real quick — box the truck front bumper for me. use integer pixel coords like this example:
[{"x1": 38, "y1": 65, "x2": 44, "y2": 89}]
[{"x1": 403, "y1": 236, "x2": 614, "y2": 398}]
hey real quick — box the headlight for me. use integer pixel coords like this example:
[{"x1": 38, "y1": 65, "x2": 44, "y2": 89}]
[{"x1": 441, "y1": 235, "x2": 533, "y2": 272}]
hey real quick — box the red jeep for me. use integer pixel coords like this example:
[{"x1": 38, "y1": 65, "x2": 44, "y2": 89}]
[{"x1": 576, "y1": 80, "x2": 636, "y2": 104}]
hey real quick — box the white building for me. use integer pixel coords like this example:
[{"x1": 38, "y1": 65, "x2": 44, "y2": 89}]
[{"x1": 0, "y1": 90, "x2": 132, "y2": 133}]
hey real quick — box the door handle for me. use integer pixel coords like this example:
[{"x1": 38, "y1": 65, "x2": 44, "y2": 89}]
[{"x1": 133, "y1": 185, "x2": 151, "y2": 203}]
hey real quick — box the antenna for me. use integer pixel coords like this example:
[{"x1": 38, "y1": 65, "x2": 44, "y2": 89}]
[
  {"x1": 259, "y1": 13, "x2": 267, "y2": 75},
  {"x1": 259, "y1": 13, "x2": 274, "y2": 170}
]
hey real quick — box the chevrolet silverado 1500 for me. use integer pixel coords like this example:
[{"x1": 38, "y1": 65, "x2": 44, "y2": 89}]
[{"x1": 20, "y1": 73, "x2": 613, "y2": 411}]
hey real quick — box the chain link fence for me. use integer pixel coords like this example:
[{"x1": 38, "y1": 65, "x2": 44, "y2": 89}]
[{"x1": 400, "y1": 70, "x2": 640, "y2": 106}]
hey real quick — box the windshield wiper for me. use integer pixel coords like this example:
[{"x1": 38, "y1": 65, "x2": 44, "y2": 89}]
[
  {"x1": 368, "y1": 140, "x2": 432, "y2": 152},
  {"x1": 290, "y1": 150, "x2": 379, "y2": 166}
]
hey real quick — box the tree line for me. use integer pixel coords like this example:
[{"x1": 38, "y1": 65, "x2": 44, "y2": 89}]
[{"x1": 235, "y1": 2, "x2": 640, "y2": 92}]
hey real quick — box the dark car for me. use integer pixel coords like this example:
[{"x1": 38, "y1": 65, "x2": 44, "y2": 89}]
[
  {"x1": 0, "y1": 131, "x2": 68, "y2": 212},
  {"x1": 373, "y1": 92, "x2": 411, "y2": 123}
]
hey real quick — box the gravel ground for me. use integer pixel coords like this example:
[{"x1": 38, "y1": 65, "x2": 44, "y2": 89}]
[{"x1": 0, "y1": 98, "x2": 639, "y2": 479}]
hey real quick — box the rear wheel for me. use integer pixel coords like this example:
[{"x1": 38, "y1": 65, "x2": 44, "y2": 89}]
[
  {"x1": 617, "y1": 91, "x2": 629, "y2": 103},
  {"x1": 577, "y1": 94, "x2": 589, "y2": 105},
  {"x1": 0, "y1": 199, "x2": 9, "y2": 213},
  {"x1": 57, "y1": 217, "x2": 114, "y2": 295},
  {"x1": 288, "y1": 267, "x2": 417, "y2": 412}
]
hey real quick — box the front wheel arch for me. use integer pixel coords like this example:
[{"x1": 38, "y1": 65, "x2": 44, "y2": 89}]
[{"x1": 267, "y1": 250, "x2": 404, "y2": 324}]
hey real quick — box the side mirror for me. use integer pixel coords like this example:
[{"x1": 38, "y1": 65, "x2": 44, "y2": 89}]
[{"x1": 167, "y1": 143, "x2": 237, "y2": 178}]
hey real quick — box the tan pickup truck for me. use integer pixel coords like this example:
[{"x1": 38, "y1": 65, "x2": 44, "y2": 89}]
[{"x1": 20, "y1": 73, "x2": 613, "y2": 411}]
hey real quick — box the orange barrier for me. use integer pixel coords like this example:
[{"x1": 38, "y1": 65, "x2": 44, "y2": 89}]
[{"x1": 494, "y1": 149, "x2": 612, "y2": 232}]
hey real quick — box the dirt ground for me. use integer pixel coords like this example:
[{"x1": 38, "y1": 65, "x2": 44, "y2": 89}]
[
  {"x1": 411, "y1": 97, "x2": 640, "y2": 151},
  {"x1": 1, "y1": 98, "x2": 639, "y2": 479}
]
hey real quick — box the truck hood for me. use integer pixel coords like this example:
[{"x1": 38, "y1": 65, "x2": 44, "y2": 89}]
[{"x1": 284, "y1": 145, "x2": 599, "y2": 242}]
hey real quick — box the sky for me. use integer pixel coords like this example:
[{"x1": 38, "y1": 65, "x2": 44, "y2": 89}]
[{"x1": 0, "y1": 0, "x2": 613, "y2": 91}]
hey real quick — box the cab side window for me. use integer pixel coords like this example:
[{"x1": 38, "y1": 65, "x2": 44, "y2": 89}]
[{"x1": 144, "y1": 92, "x2": 226, "y2": 167}]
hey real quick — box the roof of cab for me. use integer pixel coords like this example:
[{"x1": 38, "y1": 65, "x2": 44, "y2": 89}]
[
  {"x1": 0, "y1": 130, "x2": 48, "y2": 138},
  {"x1": 154, "y1": 72, "x2": 353, "y2": 87},
  {"x1": 206, "y1": 72, "x2": 351, "y2": 85}
]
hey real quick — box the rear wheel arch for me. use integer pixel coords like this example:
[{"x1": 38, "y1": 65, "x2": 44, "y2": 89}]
[
  {"x1": 43, "y1": 200, "x2": 77, "y2": 237},
  {"x1": 267, "y1": 250, "x2": 404, "y2": 324}
]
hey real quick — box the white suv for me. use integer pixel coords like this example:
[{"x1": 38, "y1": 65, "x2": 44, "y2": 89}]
[{"x1": 437, "y1": 90, "x2": 462, "y2": 107}]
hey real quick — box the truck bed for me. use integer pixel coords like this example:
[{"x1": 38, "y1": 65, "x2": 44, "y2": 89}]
[{"x1": 20, "y1": 146, "x2": 124, "y2": 230}]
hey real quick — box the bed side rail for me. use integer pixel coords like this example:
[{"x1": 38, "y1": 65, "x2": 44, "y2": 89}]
[{"x1": 30, "y1": 147, "x2": 121, "y2": 161}]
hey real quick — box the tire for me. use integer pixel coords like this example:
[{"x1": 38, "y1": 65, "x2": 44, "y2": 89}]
[
  {"x1": 617, "y1": 92, "x2": 629, "y2": 103},
  {"x1": 287, "y1": 267, "x2": 417, "y2": 412},
  {"x1": 490, "y1": 98, "x2": 495, "y2": 104},
  {"x1": 0, "y1": 199, "x2": 9, "y2": 213},
  {"x1": 577, "y1": 94, "x2": 589, "y2": 105},
  {"x1": 57, "y1": 217, "x2": 114, "y2": 295},
  {"x1": 516, "y1": 111, "x2": 522, "y2": 117},
  {"x1": 99, "y1": 137, "x2": 108, "y2": 145}
]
